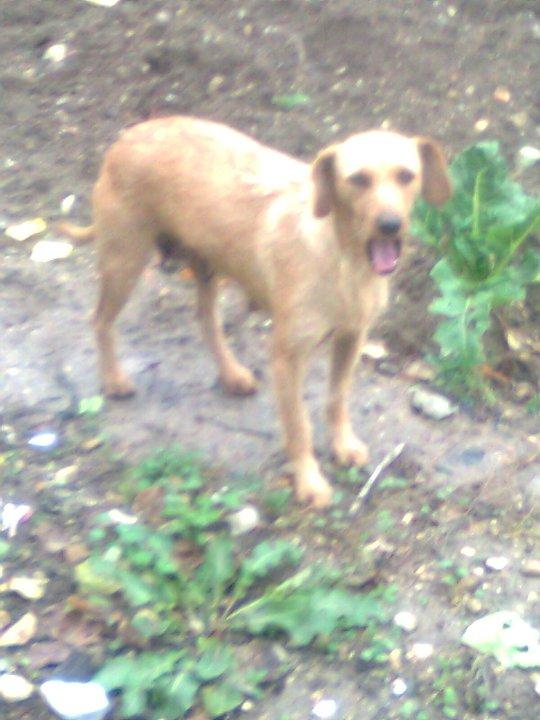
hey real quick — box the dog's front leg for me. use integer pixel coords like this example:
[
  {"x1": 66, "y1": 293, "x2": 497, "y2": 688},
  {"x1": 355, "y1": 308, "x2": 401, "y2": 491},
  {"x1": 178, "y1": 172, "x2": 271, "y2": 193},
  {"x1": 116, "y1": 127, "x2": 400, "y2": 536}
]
[
  {"x1": 271, "y1": 333, "x2": 332, "y2": 509},
  {"x1": 327, "y1": 332, "x2": 369, "y2": 467}
]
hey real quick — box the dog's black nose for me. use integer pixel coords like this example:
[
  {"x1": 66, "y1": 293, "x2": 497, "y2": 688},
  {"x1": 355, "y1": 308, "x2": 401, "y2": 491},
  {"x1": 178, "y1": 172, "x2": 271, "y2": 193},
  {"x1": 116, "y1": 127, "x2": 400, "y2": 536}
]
[{"x1": 377, "y1": 212, "x2": 402, "y2": 235}]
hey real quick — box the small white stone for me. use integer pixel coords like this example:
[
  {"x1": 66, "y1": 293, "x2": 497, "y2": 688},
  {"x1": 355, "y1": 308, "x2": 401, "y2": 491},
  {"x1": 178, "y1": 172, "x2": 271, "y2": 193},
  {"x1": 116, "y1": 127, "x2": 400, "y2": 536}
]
[
  {"x1": 408, "y1": 642, "x2": 434, "y2": 661},
  {"x1": 517, "y1": 146, "x2": 540, "y2": 170},
  {"x1": 312, "y1": 698, "x2": 339, "y2": 719},
  {"x1": 0, "y1": 673, "x2": 34, "y2": 702},
  {"x1": 472, "y1": 566, "x2": 485, "y2": 577},
  {"x1": 61, "y1": 194, "x2": 76, "y2": 215},
  {"x1": 391, "y1": 678, "x2": 408, "y2": 696},
  {"x1": 410, "y1": 388, "x2": 457, "y2": 420},
  {"x1": 28, "y1": 431, "x2": 58, "y2": 449},
  {"x1": 485, "y1": 556, "x2": 509, "y2": 571},
  {"x1": 361, "y1": 342, "x2": 388, "y2": 361},
  {"x1": 43, "y1": 44, "x2": 67, "y2": 63},
  {"x1": 460, "y1": 546, "x2": 476, "y2": 558},
  {"x1": 229, "y1": 505, "x2": 260, "y2": 536},
  {"x1": 534, "y1": 677, "x2": 540, "y2": 697},
  {"x1": 83, "y1": 0, "x2": 121, "y2": 7},
  {"x1": 394, "y1": 611, "x2": 417, "y2": 632},
  {"x1": 40, "y1": 680, "x2": 110, "y2": 720},
  {"x1": 108, "y1": 509, "x2": 138, "y2": 525}
]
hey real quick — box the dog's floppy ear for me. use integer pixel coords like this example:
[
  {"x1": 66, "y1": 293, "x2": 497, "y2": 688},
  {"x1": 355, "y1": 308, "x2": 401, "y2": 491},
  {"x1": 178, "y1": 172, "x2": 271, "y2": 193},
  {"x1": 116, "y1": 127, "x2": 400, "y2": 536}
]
[
  {"x1": 416, "y1": 137, "x2": 452, "y2": 206},
  {"x1": 312, "y1": 146, "x2": 337, "y2": 218}
]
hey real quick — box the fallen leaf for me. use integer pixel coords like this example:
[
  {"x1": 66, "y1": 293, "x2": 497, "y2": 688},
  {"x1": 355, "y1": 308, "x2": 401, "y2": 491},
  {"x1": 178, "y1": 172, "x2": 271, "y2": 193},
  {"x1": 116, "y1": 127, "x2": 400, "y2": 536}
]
[
  {"x1": 64, "y1": 542, "x2": 90, "y2": 564},
  {"x1": 0, "y1": 612, "x2": 38, "y2": 647},
  {"x1": 4, "y1": 575, "x2": 48, "y2": 600},
  {"x1": 27, "y1": 641, "x2": 71, "y2": 670}
]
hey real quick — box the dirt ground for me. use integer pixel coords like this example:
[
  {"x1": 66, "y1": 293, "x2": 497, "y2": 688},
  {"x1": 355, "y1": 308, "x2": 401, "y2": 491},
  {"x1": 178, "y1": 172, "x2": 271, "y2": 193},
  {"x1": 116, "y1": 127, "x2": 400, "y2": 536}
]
[{"x1": 1, "y1": 1, "x2": 539, "y2": 719}]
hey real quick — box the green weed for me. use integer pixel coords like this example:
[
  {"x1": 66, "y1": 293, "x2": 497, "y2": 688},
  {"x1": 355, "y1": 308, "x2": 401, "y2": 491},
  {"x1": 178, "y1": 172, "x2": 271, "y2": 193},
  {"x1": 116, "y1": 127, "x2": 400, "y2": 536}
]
[
  {"x1": 78, "y1": 448, "x2": 392, "y2": 719},
  {"x1": 413, "y1": 141, "x2": 540, "y2": 399}
]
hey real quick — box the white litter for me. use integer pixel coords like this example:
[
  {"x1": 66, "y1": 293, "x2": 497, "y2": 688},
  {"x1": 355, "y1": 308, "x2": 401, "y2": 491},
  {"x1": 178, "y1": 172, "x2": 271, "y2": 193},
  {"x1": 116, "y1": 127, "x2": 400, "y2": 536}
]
[
  {"x1": 40, "y1": 679, "x2": 110, "y2": 720},
  {"x1": 0, "y1": 673, "x2": 34, "y2": 702},
  {"x1": 485, "y1": 556, "x2": 509, "y2": 571},
  {"x1": 1, "y1": 503, "x2": 33, "y2": 538},
  {"x1": 5, "y1": 218, "x2": 47, "y2": 242},
  {"x1": 28, "y1": 431, "x2": 58, "y2": 449},
  {"x1": 462, "y1": 611, "x2": 540, "y2": 668},
  {"x1": 408, "y1": 642, "x2": 434, "y2": 661},
  {"x1": 83, "y1": 0, "x2": 121, "y2": 7},
  {"x1": 107, "y1": 509, "x2": 138, "y2": 525},
  {"x1": 31, "y1": 240, "x2": 73, "y2": 263},
  {"x1": 61, "y1": 194, "x2": 76, "y2": 215}
]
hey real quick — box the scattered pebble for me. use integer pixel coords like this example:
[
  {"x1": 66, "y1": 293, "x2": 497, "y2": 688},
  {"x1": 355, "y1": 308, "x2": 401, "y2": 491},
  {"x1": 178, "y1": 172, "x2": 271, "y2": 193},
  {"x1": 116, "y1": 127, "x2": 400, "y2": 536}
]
[
  {"x1": 28, "y1": 431, "x2": 59, "y2": 449},
  {"x1": 520, "y1": 558, "x2": 540, "y2": 577},
  {"x1": 31, "y1": 240, "x2": 73, "y2": 263},
  {"x1": 391, "y1": 678, "x2": 408, "y2": 697},
  {"x1": 410, "y1": 388, "x2": 457, "y2": 420},
  {"x1": 361, "y1": 342, "x2": 388, "y2": 361},
  {"x1": 517, "y1": 145, "x2": 540, "y2": 170},
  {"x1": 43, "y1": 44, "x2": 67, "y2": 63},
  {"x1": 207, "y1": 75, "x2": 225, "y2": 94},
  {"x1": 466, "y1": 597, "x2": 483, "y2": 614},
  {"x1": 472, "y1": 566, "x2": 485, "y2": 577},
  {"x1": 485, "y1": 556, "x2": 509, "y2": 571},
  {"x1": 407, "y1": 642, "x2": 434, "y2": 661},
  {"x1": 83, "y1": 0, "x2": 121, "y2": 6},
  {"x1": 492, "y1": 86, "x2": 511, "y2": 103},
  {"x1": 311, "y1": 698, "x2": 340, "y2": 720},
  {"x1": 474, "y1": 118, "x2": 490, "y2": 133},
  {"x1": 510, "y1": 111, "x2": 528, "y2": 129},
  {"x1": 460, "y1": 546, "x2": 476, "y2": 558},
  {"x1": 107, "y1": 509, "x2": 138, "y2": 525},
  {"x1": 0, "y1": 673, "x2": 34, "y2": 702},
  {"x1": 61, "y1": 194, "x2": 76, "y2": 215},
  {"x1": 534, "y1": 676, "x2": 540, "y2": 697},
  {"x1": 229, "y1": 505, "x2": 260, "y2": 535},
  {"x1": 394, "y1": 611, "x2": 417, "y2": 632},
  {"x1": 5, "y1": 218, "x2": 47, "y2": 242},
  {"x1": 40, "y1": 679, "x2": 110, "y2": 720},
  {"x1": 403, "y1": 359, "x2": 435, "y2": 382}
]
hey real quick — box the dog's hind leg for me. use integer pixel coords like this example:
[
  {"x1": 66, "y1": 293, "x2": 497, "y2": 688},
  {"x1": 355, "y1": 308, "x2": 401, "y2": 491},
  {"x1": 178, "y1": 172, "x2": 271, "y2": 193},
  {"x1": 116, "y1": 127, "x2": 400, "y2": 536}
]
[
  {"x1": 93, "y1": 230, "x2": 153, "y2": 398},
  {"x1": 194, "y1": 268, "x2": 257, "y2": 396}
]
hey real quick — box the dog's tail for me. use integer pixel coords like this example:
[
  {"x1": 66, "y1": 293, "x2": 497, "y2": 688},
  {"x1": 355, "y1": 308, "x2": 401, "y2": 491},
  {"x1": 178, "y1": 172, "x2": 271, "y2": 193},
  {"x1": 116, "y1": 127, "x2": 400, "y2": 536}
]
[{"x1": 55, "y1": 221, "x2": 95, "y2": 245}]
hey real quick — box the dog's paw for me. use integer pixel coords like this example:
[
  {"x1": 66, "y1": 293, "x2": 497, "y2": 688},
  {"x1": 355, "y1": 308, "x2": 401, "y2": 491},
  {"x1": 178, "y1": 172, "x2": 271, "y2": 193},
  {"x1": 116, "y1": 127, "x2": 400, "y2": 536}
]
[
  {"x1": 295, "y1": 465, "x2": 333, "y2": 510},
  {"x1": 103, "y1": 374, "x2": 136, "y2": 399},
  {"x1": 220, "y1": 366, "x2": 258, "y2": 396},
  {"x1": 333, "y1": 434, "x2": 369, "y2": 468}
]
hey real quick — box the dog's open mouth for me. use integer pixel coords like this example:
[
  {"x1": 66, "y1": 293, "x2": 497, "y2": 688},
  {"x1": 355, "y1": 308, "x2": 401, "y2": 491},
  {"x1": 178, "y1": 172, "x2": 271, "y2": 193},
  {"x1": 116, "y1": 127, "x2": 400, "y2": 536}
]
[{"x1": 368, "y1": 237, "x2": 402, "y2": 275}]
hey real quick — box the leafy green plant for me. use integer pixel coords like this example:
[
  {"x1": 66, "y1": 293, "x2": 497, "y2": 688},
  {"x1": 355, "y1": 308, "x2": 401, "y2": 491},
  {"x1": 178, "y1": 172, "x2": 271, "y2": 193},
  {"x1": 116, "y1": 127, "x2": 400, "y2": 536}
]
[
  {"x1": 78, "y1": 448, "x2": 392, "y2": 719},
  {"x1": 413, "y1": 141, "x2": 540, "y2": 398}
]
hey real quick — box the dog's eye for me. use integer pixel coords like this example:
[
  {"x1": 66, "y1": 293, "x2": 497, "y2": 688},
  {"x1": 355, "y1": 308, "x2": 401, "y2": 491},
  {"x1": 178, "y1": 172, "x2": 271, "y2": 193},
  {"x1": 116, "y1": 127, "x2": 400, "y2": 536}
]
[
  {"x1": 396, "y1": 168, "x2": 416, "y2": 185},
  {"x1": 348, "y1": 171, "x2": 372, "y2": 188}
]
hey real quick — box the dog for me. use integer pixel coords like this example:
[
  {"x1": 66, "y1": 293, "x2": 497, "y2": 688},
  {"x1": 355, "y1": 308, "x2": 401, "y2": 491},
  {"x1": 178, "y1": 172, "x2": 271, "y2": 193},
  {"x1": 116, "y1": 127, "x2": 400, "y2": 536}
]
[{"x1": 59, "y1": 116, "x2": 451, "y2": 508}]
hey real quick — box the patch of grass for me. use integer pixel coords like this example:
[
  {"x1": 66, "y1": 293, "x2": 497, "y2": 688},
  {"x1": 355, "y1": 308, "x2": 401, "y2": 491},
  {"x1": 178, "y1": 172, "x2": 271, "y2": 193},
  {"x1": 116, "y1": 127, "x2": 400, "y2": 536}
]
[
  {"x1": 413, "y1": 141, "x2": 540, "y2": 400},
  {"x1": 77, "y1": 448, "x2": 393, "y2": 719}
]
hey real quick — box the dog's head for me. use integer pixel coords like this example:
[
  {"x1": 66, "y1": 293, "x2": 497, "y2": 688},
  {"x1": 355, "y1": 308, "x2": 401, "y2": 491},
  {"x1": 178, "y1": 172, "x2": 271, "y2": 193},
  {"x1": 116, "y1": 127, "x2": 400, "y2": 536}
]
[{"x1": 312, "y1": 131, "x2": 452, "y2": 275}]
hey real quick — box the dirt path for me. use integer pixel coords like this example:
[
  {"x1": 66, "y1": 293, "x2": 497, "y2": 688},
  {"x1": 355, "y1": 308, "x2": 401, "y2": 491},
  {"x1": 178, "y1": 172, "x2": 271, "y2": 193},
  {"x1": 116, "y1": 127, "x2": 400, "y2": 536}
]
[{"x1": 1, "y1": 1, "x2": 539, "y2": 719}]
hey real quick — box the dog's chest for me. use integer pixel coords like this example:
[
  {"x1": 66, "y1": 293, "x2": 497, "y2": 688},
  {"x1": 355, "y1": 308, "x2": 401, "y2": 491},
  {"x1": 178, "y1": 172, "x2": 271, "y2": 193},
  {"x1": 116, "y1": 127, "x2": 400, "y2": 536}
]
[{"x1": 331, "y1": 265, "x2": 389, "y2": 332}]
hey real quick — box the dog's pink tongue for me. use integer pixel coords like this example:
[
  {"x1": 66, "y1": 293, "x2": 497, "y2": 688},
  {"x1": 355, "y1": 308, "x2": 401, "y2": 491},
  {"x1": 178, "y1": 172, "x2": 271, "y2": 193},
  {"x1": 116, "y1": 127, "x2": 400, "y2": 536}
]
[{"x1": 370, "y1": 238, "x2": 400, "y2": 275}]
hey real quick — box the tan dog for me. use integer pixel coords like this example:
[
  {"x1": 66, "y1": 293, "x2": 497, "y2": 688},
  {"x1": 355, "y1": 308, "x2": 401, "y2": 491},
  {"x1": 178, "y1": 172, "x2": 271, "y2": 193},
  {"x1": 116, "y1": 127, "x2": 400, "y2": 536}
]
[{"x1": 60, "y1": 116, "x2": 451, "y2": 508}]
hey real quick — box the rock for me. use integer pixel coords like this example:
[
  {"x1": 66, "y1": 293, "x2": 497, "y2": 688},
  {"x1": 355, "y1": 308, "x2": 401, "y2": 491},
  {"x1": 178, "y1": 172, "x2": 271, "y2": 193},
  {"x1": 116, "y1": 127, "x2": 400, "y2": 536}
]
[
  {"x1": 520, "y1": 559, "x2": 540, "y2": 577},
  {"x1": 393, "y1": 611, "x2": 417, "y2": 632},
  {"x1": 5, "y1": 218, "x2": 47, "y2": 242},
  {"x1": 391, "y1": 678, "x2": 408, "y2": 696},
  {"x1": 410, "y1": 388, "x2": 457, "y2": 420},
  {"x1": 43, "y1": 44, "x2": 67, "y2": 63},
  {"x1": 485, "y1": 556, "x2": 509, "y2": 571},
  {"x1": 474, "y1": 118, "x2": 489, "y2": 133},
  {"x1": 40, "y1": 679, "x2": 110, "y2": 720},
  {"x1": 407, "y1": 642, "x2": 434, "y2": 661},
  {"x1": 0, "y1": 673, "x2": 34, "y2": 702},
  {"x1": 228, "y1": 505, "x2": 260, "y2": 535},
  {"x1": 311, "y1": 698, "x2": 341, "y2": 719}
]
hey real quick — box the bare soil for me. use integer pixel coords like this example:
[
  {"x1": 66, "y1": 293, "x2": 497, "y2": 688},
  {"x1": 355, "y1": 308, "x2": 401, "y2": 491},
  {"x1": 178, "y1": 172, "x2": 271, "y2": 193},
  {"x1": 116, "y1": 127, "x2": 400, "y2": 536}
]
[{"x1": 0, "y1": 1, "x2": 539, "y2": 719}]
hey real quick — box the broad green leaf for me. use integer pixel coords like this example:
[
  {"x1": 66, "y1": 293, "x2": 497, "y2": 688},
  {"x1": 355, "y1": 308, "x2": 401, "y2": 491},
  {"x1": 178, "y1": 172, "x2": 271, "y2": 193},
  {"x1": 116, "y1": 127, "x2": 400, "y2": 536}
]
[
  {"x1": 234, "y1": 540, "x2": 303, "y2": 599},
  {"x1": 75, "y1": 558, "x2": 122, "y2": 595},
  {"x1": 202, "y1": 681, "x2": 244, "y2": 718},
  {"x1": 78, "y1": 395, "x2": 104, "y2": 415},
  {"x1": 195, "y1": 639, "x2": 234, "y2": 681},
  {"x1": 167, "y1": 671, "x2": 200, "y2": 714},
  {"x1": 197, "y1": 536, "x2": 235, "y2": 604}
]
